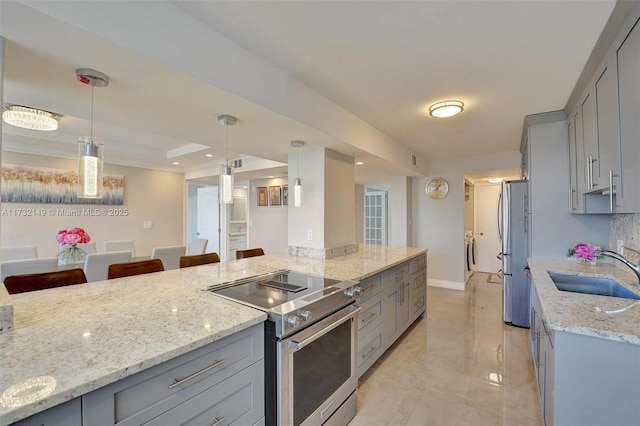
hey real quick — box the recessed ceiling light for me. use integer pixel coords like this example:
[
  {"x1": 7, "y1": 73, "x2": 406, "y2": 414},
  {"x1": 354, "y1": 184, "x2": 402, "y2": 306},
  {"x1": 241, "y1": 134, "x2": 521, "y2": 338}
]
[
  {"x1": 2, "y1": 105, "x2": 60, "y2": 131},
  {"x1": 205, "y1": 154, "x2": 213, "y2": 158},
  {"x1": 172, "y1": 161, "x2": 180, "y2": 165},
  {"x1": 429, "y1": 100, "x2": 464, "y2": 118},
  {"x1": 356, "y1": 161, "x2": 364, "y2": 165},
  {"x1": 488, "y1": 177, "x2": 503, "y2": 183}
]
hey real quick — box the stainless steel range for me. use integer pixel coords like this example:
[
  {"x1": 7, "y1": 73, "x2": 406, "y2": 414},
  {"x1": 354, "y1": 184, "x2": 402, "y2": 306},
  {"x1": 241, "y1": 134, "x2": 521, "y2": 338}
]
[{"x1": 206, "y1": 270, "x2": 362, "y2": 426}]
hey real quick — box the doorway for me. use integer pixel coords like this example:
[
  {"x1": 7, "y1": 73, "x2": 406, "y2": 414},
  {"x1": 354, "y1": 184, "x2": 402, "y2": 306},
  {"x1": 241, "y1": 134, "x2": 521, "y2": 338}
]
[
  {"x1": 475, "y1": 184, "x2": 502, "y2": 273},
  {"x1": 364, "y1": 188, "x2": 388, "y2": 245}
]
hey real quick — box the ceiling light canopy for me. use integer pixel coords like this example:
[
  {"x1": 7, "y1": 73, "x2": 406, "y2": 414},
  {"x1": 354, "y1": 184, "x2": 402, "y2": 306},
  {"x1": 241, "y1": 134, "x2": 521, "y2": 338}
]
[
  {"x1": 429, "y1": 100, "x2": 464, "y2": 118},
  {"x1": 2, "y1": 105, "x2": 60, "y2": 131}
]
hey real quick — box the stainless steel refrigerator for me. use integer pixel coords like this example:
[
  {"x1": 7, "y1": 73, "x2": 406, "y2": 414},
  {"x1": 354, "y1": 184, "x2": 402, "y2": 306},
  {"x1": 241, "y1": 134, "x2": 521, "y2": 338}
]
[{"x1": 497, "y1": 180, "x2": 531, "y2": 328}]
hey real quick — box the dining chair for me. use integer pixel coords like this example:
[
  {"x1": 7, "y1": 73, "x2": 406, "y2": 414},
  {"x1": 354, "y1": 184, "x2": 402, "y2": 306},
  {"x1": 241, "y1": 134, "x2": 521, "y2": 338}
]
[
  {"x1": 84, "y1": 251, "x2": 133, "y2": 282},
  {"x1": 1, "y1": 245, "x2": 38, "y2": 261},
  {"x1": 188, "y1": 238, "x2": 208, "y2": 255},
  {"x1": 104, "y1": 240, "x2": 136, "y2": 258},
  {"x1": 180, "y1": 253, "x2": 220, "y2": 268},
  {"x1": 236, "y1": 248, "x2": 265, "y2": 259},
  {"x1": 151, "y1": 246, "x2": 186, "y2": 270},
  {"x1": 108, "y1": 259, "x2": 164, "y2": 279},
  {"x1": 4, "y1": 268, "x2": 88, "y2": 294},
  {"x1": 1, "y1": 257, "x2": 59, "y2": 284}
]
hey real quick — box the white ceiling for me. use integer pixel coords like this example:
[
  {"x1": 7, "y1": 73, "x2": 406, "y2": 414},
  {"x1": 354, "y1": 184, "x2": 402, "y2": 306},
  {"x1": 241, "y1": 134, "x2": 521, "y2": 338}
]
[{"x1": 0, "y1": 0, "x2": 617, "y2": 184}]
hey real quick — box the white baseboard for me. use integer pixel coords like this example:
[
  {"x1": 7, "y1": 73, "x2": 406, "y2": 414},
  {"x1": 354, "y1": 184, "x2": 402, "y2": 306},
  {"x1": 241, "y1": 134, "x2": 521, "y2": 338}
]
[{"x1": 428, "y1": 278, "x2": 465, "y2": 291}]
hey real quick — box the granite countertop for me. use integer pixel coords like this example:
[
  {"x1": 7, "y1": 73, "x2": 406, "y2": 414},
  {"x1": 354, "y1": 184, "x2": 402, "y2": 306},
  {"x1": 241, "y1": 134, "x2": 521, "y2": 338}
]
[
  {"x1": 528, "y1": 258, "x2": 640, "y2": 345},
  {"x1": 0, "y1": 244, "x2": 426, "y2": 424}
]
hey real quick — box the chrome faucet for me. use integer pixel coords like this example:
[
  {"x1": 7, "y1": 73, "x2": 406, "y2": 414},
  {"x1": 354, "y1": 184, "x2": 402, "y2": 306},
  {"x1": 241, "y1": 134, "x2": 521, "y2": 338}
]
[{"x1": 597, "y1": 250, "x2": 640, "y2": 284}]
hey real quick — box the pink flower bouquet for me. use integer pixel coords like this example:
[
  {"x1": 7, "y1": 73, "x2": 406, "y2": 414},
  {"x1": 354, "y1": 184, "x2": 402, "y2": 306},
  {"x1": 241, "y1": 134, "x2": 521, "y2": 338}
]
[
  {"x1": 56, "y1": 227, "x2": 91, "y2": 247},
  {"x1": 567, "y1": 243, "x2": 601, "y2": 261}
]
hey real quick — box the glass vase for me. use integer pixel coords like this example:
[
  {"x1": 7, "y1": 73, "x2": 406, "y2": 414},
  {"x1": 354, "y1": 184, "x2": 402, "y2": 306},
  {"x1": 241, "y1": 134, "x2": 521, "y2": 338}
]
[{"x1": 58, "y1": 245, "x2": 87, "y2": 267}]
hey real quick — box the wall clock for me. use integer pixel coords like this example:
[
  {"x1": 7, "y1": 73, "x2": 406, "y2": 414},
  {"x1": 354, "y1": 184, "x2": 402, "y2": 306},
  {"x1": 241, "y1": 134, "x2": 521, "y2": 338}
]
[{"x1": 425, "y1": 177, "x2": 449, "y2": 199}]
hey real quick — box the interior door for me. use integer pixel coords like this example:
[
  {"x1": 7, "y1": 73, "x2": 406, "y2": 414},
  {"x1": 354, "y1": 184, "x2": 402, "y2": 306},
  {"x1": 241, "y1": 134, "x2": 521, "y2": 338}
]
[
  {"x1": 475, "y1": 184, "x2": 502, "y2": 273},
  {"x1": 196, "y1": 186, "x2": 220, "y2": 255}
]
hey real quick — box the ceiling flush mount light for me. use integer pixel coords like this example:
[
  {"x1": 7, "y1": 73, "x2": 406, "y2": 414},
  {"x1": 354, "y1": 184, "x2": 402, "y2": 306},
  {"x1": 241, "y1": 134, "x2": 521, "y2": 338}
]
[
  {"x1": 291, "y1": 140, "x2": 305, "y2": 208},
  {"x1": 355, "y1": 161, "x2": 364, "y2": 165},
  {"x1": 218, "y1": 114, "x2": 237, "y2": 204},
  {"x1": 2, "y1": 105, "x2": 60, "y2": 131},
  {"x1": 488, "y1": 177, "x2": 504, "y2": 183},
  {"x1": 429, "y1": 100, "x2": 464, "y2": 118},
  {"x1": 76, "y1": 68, "x2": 109, "y2": 199}
]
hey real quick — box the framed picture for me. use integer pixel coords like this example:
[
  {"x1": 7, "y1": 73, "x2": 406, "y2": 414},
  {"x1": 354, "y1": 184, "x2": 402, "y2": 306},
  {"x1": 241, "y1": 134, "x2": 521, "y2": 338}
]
[
  {"x1": 282, "y1": 185, "x2": 288, "y2": 206},
  {"x1": 257, "y1": 187, "x2": 268, "y2": 206},
  {"x1": 269, "y1": 186, "x2": 282, "y2": 206}
]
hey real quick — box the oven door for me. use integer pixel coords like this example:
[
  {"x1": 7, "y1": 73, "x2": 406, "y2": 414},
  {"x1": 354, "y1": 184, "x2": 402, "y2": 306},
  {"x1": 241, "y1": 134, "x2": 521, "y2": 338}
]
[{"x1": 278, "y1": 304, "x2": 360, "y2": 426}]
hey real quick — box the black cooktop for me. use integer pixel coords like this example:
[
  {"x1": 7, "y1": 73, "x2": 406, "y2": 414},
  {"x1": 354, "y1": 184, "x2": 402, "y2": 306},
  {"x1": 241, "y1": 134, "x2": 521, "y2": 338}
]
[{"x1": 212, "y1": 271, "x2": 340, "y2": 310}]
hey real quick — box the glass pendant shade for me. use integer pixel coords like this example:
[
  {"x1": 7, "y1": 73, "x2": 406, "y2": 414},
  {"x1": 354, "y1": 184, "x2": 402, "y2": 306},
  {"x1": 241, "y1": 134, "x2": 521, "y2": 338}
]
[
  {"x1": 294, "y1": 178, "x2": 302, "y2": 208},
  {"x1": 77, "y1": 137, "x2": 104, "y2": 198},
  {"x1": 220, "y1": 165, "x2": 234, "y2": 204}
]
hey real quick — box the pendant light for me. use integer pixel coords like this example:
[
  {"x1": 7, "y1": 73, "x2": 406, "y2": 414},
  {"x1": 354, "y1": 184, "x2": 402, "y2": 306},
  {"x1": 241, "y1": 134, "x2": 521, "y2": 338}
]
[
  {"x1": 2, "y1": 105, "x2": 60, "y2": 131},
  {"x1": 218, "y1": 114, "x2": 237, "y2": 204},
  {"x1": 291, "y1": 140, "x2": 305, "y2": 207},
  {"x1": 76, "y1": 68, "x2": 108, "y2": 199}
]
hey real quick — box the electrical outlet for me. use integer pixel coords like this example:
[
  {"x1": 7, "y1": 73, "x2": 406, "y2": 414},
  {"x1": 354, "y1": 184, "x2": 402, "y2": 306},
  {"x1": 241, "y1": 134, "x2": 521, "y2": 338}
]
[
  {"x1": 617, "y1": 239, "x2": 624, "y2": 254},
  {"x1": 307, "y1": 229, "x2": 313, "y2": 241}
]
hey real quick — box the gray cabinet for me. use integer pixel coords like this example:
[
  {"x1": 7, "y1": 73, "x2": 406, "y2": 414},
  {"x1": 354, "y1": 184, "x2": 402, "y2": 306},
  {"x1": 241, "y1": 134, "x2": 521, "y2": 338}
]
[
  {"x1": 531, "y1": 281, "x2": 640, "y2": 426},
  {"x1": 615, "y1": 17, "x2": 640, "y2": 213},
  {"x1": 83, "y1": 324, "x2": 264, "y2": 426},
  {"x1": 11, "y1": 399, "x2": 82, "y2": 426},
  {"x1": 355, "y1": 254, "x2": 427, "y2": 378}
]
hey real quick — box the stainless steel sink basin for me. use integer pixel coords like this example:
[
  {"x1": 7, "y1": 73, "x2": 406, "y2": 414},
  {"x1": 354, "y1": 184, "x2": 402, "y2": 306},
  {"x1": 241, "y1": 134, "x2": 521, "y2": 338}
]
[{"x1": 548, "y1": 272, "x2": 640, "y2": 300}]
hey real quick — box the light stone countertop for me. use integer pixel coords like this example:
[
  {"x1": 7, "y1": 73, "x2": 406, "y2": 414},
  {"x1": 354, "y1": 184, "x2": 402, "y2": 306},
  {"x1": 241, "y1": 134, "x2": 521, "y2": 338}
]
[
  {"x1": 0, "y1": 244, "x2": 426, "y2": 425},
  {"x1": 528, "y1": 258, "x2": 640, "y2": 345}
]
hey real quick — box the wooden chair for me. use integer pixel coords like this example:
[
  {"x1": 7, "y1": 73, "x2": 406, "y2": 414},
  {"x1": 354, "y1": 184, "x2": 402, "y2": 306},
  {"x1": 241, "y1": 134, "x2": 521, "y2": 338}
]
[
  {"x1": 151, "y1": 246, "x2": 186, "y2": 270},
  {"x1": 235, "y1": 248, "x2": 265, "y2": 259},
  {"x1": 4, "y1": 268, "x2": 88, "y2": 294},
  {"x1": 1, "y1": 245, "x2": 38, "y2": 261},
  {"x1": 180, "y1": 253, "x2": 220, "y2": 268},
  {"x1": 188, "y1": 238, "x2": 208, "y2": 255},
  {"x1": 107, "y1": 259, "x2": 164, "y2": 279}
]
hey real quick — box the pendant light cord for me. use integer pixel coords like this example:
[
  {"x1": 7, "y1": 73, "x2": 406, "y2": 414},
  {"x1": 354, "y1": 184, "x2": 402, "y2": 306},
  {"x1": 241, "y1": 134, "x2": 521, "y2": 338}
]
[
  {"x1": 225, "y1": 124, "x2": 229, "y2": 166},
  {"x1": 296, "y1": 144, "x2": 300, "y2": 179},
  {"x1": 90, "y1": 85, "x2": 94, "y2": 141}
]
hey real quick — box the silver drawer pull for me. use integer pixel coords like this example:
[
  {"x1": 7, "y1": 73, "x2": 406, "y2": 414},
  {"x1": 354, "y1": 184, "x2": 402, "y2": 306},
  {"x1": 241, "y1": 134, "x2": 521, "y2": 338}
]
[
  {"x1": 360, "y1": 312, "x2": 377, "y2": 324},
  {"x1": 168, "y1": 359, "x2": 226, "y2": 389},
  {"x1": 361, "y1": 346, "x2": 378, "y2": 360},
  {"x1": 211, "y1": 416, "x2": 226, "y2": 426}
]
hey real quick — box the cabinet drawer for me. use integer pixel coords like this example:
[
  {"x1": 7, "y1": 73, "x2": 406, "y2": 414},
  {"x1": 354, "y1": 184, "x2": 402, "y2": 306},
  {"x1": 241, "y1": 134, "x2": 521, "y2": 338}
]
[
  {"x1": 357, "y1": 323, "x2": 384, "y2": 377},
  {"x1": 411, "y1": 286, "x2": 426, "y2": 317},
  {"x1": 143, "y1": 360, "x2": 264, "y2": 426},
  {"x1": 356, "y1": 274, "x2": 382, "y2": 302},
  {"x1": 409, "y1": 255, "x2": 427, "y2": 275},
  {"x1": 357, "y1": 293, "x2": 384, "y2": 337},
  {"x1": 411, "y1": 272, "x2": 425, "y2": 291},
  {"x1": 83, "y1": 324, "x2": 263, "y2": 426},
  {"x1": 12, "y1": 398, "x2": 81, "y2": 426}
]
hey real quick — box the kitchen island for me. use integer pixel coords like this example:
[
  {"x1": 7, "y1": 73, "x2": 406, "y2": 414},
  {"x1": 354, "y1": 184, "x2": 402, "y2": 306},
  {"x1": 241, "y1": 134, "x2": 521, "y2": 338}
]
[
  {"x1": 0, "y1": 244, "x2": 426, "y2": 425},
  {"x1": 527, "y1": 259, "x2": 640, "y2": 426}
]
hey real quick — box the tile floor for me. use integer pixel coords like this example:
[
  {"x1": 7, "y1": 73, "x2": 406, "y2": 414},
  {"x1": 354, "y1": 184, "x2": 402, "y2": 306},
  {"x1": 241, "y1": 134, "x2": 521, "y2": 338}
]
[{"x1": 350, "y1": 272, "x2": 543, "y2": 425}]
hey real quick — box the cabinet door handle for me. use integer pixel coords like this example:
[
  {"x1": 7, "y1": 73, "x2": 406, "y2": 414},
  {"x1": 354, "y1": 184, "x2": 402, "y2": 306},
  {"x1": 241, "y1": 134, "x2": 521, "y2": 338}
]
[
  {"x1": 210, "y1": 416, "x2": 226, "y2": 426},
  {"x1": 168, "y1": 359, "x2": 226, "y2": 389},
  {"x1": 609, "y1": 169, "x2": 619, "y2": 212}
]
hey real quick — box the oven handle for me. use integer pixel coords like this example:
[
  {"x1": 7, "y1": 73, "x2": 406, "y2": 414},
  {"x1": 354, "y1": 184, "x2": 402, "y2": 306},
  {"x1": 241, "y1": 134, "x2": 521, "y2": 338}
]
[{"x1": 289, "y1": 305, "x2": 361, "y2": 351}]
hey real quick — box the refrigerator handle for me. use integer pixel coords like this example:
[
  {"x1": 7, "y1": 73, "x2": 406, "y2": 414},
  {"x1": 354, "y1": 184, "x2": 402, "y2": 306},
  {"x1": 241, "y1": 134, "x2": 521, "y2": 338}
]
[
  {"x1": 523, "y1": 194, "x2": 528, "y2": 234},
  {"x1": 496, "y1": 190, "x2": 503, "y2": 243},
  {"x1": 522, "y1": 266, "x2": 532, "y2": 279}
]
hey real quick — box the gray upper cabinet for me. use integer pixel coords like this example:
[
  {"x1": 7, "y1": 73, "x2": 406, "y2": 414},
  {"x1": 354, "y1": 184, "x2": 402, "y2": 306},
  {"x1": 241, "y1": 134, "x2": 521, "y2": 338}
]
[
  {"x1": 616, "y1": 17, "x2": 640, "y2": 213},
  {"x1": 568, "y1": 4, "x2": 640, "y2": 213}
]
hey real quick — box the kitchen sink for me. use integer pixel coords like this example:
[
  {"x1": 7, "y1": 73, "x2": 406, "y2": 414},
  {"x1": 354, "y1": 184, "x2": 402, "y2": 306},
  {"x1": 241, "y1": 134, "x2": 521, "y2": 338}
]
[{"x1": 548, "y1": 272, "x2": 640, "y2": 300}]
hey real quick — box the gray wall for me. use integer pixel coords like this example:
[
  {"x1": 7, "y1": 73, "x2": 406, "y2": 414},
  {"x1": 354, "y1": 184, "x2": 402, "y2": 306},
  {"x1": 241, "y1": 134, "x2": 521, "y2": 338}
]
[{"x1": 249, "y1": 177, "x2": 288, "y2": 254}]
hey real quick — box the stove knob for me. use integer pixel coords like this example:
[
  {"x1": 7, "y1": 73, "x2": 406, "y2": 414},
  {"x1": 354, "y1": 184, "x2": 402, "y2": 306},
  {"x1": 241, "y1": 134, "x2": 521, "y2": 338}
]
[
  {"x1": 287, "y1": 315, "x2": 301, "y2": 329},
  {"x1": 344, "y1": 286, "x2": 363, "y2": 298},
  {"x1": 298, "y1": 310, "x2": 312, "y2": 322}
]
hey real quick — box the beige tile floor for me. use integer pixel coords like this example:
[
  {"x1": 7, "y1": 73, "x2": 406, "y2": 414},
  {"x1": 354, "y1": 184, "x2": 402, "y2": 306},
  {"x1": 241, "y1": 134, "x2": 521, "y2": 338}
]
[{"x1": 350, "y1": 272, "x2": 543, "y2": 426}]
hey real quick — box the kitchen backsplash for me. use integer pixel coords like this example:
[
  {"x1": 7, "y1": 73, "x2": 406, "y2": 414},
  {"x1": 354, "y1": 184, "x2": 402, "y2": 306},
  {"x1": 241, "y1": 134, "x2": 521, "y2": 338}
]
[{"x1": 609, "y1": 214, "x2": 640, "y2": 265}]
